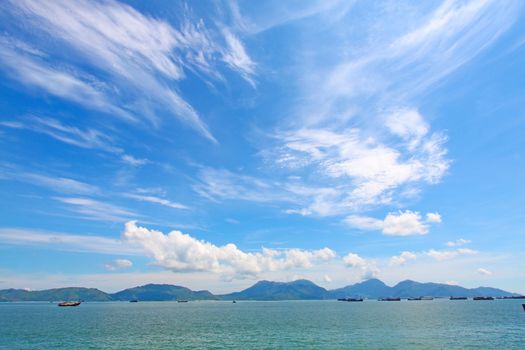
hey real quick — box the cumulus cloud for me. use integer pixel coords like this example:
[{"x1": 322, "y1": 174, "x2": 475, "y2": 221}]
[
  {"x1": 426, "y1": 248, "x2": 478, "y2": 261},
  {"x1": 105, "y1": 259, "x2": 133, "y2": 271},
  {"x1": 390, "y1": 251, "x2": 417, "y2": 266},
  {"x1": 425, "y1": 212, "x2": 442, "y2": 223},
  {"x1": 345, "y1": 210, "x2": 441, "y2": 236},
  {"x1": 445, "y1": 238, "x2": 471, "y2": 247},
  {"x1": 342, "y1": 252, "x2": 379, "y2": 279},
  {"x1": 477, "y1": 268, "x2": 492, "y2": 276},
  {"x1": 122, "y1": 221, "x2": 336, "y2": 279}
]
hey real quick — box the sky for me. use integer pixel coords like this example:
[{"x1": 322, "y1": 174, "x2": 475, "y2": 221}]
[{"x1": 0, "y1": 0, "x2": 524, "y2": 294}]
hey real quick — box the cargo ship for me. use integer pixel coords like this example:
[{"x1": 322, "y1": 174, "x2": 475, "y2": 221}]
[
  {"x1": 473, "y1": 296, "x2": 494, "y2": 301},
  {"x1": 379, "y1": 298, "x2": 401, "y2": 301},
  {"x1": 450, "y1": 296, "x2": 468, "y2": 300},
  {"x1": 337, "y1": 298, "x2": 363, "y2": 302}
]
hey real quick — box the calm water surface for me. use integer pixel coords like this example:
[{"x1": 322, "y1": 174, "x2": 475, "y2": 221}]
[{"x1": 1, "y1": 300, "x2": 524, "y2": 349}]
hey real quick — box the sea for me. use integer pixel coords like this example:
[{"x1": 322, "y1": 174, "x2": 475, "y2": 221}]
[{"x1": 1, "y1": 299, "x2": 524, "y2": 349}]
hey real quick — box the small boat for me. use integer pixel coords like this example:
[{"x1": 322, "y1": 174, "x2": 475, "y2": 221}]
[
  {"x1": 450, "y1": 296, "x2": 468, "y2": 300},
  {"x1": 232, "y1": 300, "x2": 237, "y2": 303},
  {"x1": 177, "y1": 300, "x2": 188, "y2": 303},
  {"x1": 473, "y1": 296, "x2": 494, "y2": 301},
  {"x1": 379, "y1": 298, "x2": 401, "y2": 301},
  {"x1": 58, "y1": 301, "x2": 81, "y2": 307},
  {"x1": 129, "y1": 299, "x2": 139, "y2": 303}
]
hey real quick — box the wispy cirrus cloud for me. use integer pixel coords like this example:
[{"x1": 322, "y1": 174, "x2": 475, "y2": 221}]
[
  {"x1": 259, "y1": 0, "x2": 520, "y2": 220},
  {"x1": 0, "y1": 228, "x2": 140, "y2": 255},
  {"x1": 1, "y1": 0, "x2": 257, "y2": 142},
  {"x1": 123, "y1": 193, "x2": 189, "y2": 210},
  {"x1": 0, "y1": 165, "x2": 100, "y2": 195},
  {"x1": 54, "y1": 197, "x2": 137, "y2": 222}
]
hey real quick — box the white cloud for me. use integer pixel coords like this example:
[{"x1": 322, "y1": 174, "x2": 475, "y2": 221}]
[
  {"x1": 426, "y1": 248, "x2": 478, "y2": 261},
  {"x1": 121, "y1": 155, "x2": 149, "y2": 167},
  {"x1": 193, "y1": 167, "x2": 292, "y2": 203},
  {"x1": 2, "y1": 0, "x2": 257, "y2": 142},
  {"x1": 323, "y1": 274, "x2": 332, "y2": 283},
  {"x1": 221, "y1": 28, "x2": 256, "y2": 86},
  {"x1": 342, "y1": 252, "x2": 379, "y2": 279},
  {"x1": 390, "y1": 251, "x2": 417, "y2": 266},
  {"x1": 123, "y1": 193, "x2": 189, "y2": 210},
  {"x1": 0, "y1": 169, "x2": 100, "y2": 195},
  {"x1": 122, "y1": 221, "x2": 336, "y2": 279},
  {"x1": 105, "y1": 259, "x2": 133, "y2": 271},
  {"x1": 275, "y1": 126, "x2": 449, "y2": 216},
  {"x1": 446, "y1": 238, "x2": 471, "y2": 247},
  {"x1": 0, "y1": 116, "x2": 122, "y2": 153},
  {"x1": 54, "y1": 197, "x2": 136, "y2": 222},
  {"x1": 425, "y1": 212, "x2": 442, "y2": 223},
  {"x1": 0, "y1": 228, "x2": 140, "y2": 255},
  {"x1": 477, "y1": 268, "x2": 492, "y2": 276},
  {"x1": 345, "y1": 210, "x2": 440, "y2": 236}
]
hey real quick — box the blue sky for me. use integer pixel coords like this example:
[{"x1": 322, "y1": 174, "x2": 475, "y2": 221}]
[{"x1": 0, "y1": 0, "x2": 524, "y2": 294}]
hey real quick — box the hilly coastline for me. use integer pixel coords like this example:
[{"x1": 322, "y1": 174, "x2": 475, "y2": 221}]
[{"x1": 0, "y1": 278, "x2": 517, "y2": 302}]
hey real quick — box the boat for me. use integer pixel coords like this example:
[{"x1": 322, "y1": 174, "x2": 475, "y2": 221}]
[
  {"x1": 177, "y1": 300, "x2": 188, "y2": 303},
  {"x1": 407, "y1": 297, "x2": 422, "y2": 301},
  {"x1": 337, "y1": 298, "x2": 363, "y2": 302},
  {"x1": 379, "y1": 298, "x2": 401, "y2": 301},
  {"x1": 58, "y1": 301, "x2": 81, "y2": 307},
  {"x1": 450, "y1": 296, "x2": 468, "y2": 300},
  {"x1": 129, "y1": 299, "x2": 139, "y2": 303},
  {"x1": 232, "y1": 300, "x2": 237, "y2": 303},
  {"x1": 473, "y1": 296, "x2": 494, "y2": 301}
]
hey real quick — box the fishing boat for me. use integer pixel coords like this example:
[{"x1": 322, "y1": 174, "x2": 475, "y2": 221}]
[
  {"x1": 450, "y1": 296, "x2": 468, "y2": 300},
  {"x1": 58, "y1": 301, "x2": 81, "y2": 307},
  {"x1": 473, "y1": 296, "x2": 494, "y2": 301}
]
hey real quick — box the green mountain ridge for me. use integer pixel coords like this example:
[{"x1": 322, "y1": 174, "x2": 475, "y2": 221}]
[{"x1": 0, "y1": 279, "x2": 518, "y2": 301}]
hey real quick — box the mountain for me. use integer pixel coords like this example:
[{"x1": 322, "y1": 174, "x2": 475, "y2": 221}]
[
  {"x1": 0, "y1": 287, "x2": 111, "y2": 301},
  {"x1": 329, "y1": 278, "x2": 391, "y2": 298},
  {"x1": 0, "y1": 279, "x2": 517, "y2": 301},
  {"x1": 221, "y1": 279, "x2": 328, "y2": 300},
  {"x1": 110, "y1": 284, "x2": 216, "y2": 301},
  {"x1": 329, "y1": 279, "x2": 516, "y2": 298}
]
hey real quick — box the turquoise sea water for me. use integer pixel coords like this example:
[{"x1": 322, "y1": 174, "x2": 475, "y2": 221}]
[{"x1": 1, "y1": 299, "x2": 524, "y2": 349}]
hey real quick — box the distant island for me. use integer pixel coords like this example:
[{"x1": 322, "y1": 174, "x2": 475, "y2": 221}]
[{"x1": 0, "y1": 278, "x2": 518, "y2": 302}]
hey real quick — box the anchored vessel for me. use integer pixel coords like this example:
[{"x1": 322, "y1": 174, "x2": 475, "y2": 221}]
[
  {"x1": 337, "y1": 298, "x2": 363, "y2": 302},
  {"x1": 379, "y1": 298, "x2": 401, "y2": 301},
  {"x1": 450, "y1": 296, "x2": 468, "y2": 300},
  {"x1": 473, "y1": 296, "x2": 494, "y2": 301},
  {"x1": 58, "y1": 301, "x2": 81, "y2": 307}
]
